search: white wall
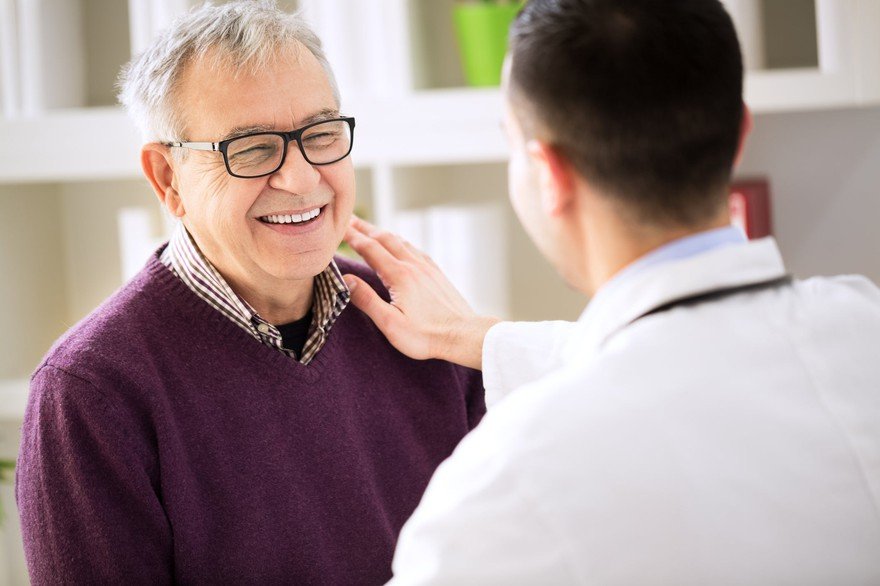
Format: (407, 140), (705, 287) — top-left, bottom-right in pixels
(740, 105), (880, 283)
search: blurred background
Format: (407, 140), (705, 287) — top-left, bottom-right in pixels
(1, 0), (879, 582)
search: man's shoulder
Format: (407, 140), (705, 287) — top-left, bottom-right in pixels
(331, 254), (484, 408)
(38, 258), (177, 379)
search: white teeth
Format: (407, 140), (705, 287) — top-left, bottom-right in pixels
(261, 207), (322, 224)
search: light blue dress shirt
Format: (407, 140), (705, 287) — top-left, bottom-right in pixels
(603, 225), (748, 295)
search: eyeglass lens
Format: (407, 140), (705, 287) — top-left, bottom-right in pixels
(225, 119), (352, 177)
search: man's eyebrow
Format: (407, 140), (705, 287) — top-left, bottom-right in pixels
(220, 109), (341, 141)
(222, 124), (275, 141)
(300, 108), (341, 125)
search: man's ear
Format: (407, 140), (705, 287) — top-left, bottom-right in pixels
(142, 144), (186, 218)
(734, 103), (753, 169)
(526, 140), (576, 217)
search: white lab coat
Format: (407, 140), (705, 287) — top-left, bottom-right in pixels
(390, 237), (880, 585)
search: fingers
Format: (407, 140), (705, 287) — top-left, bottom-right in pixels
(349, 215), (376, 234)
(344, 273), (433, 361)
(349, 216), (422, 262)
(346, 217), (451, 299)
(344, 223), (400, 276)
(343, 273), (402, 337)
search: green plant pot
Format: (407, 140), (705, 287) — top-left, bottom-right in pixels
(453, 3), (521, 87)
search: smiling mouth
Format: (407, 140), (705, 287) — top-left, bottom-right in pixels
(258, 206), (325, 226)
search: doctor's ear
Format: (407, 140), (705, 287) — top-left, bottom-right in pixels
(526, 140), (576, 217)
(142, 144), (186, 218)
(733, 103), (754, 169)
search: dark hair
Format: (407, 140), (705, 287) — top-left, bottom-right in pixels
(508, 0), (744, 227)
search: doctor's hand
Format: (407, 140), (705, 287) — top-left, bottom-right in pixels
(342, 216), (500, 370)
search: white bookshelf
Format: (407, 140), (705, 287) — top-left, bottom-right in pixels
(742, 0), (880, 112)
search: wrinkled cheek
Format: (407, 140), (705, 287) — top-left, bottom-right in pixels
(330, 169), (356, 230)
(228, 215), (254, 254)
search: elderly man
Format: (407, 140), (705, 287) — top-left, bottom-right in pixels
(15, 1), (483, 584)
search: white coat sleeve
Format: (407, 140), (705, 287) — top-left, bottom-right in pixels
(481, 320), (577, 407)
(387, 404), (579, 585)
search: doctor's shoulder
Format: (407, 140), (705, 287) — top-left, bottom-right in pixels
(781, 273), (880, 345)
(795, 273), (880, 310)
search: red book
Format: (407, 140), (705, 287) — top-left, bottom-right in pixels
(729, 179), (772, 239)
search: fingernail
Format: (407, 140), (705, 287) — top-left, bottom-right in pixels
(343, 276), (357, 292)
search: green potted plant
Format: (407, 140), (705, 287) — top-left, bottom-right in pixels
(453, 0), (523, 87)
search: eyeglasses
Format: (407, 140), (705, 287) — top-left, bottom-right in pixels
(164, 116), (356, 179)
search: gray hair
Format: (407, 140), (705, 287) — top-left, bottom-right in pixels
(117, 0), (340, 143)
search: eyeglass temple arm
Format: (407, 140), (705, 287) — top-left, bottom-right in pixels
(165, 141), (219, 151)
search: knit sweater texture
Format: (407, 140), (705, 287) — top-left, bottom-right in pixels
(16, 251), (485, 585)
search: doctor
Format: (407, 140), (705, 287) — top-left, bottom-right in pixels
(344, 0), (880, 583)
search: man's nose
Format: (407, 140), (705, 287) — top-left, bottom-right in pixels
(267, 142), (321, 194)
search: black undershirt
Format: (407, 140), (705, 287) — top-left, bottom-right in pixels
(276, 309), (314, 358)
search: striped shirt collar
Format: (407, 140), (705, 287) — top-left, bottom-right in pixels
(159, 222), (350, 364)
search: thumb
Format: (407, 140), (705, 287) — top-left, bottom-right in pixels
(343, 274), (399, 333)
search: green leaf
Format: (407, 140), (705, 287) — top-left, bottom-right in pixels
(0, 459), (12, 527)
(0, 459), (15, 483)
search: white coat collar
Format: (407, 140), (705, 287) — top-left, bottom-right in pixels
(562, 237), (787, 364)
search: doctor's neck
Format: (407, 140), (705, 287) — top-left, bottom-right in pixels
(573, 186), (731, 297)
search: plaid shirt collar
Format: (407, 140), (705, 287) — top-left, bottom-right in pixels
(159, 223), (350, 364)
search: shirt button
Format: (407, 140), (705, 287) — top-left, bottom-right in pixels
(257, 323), (271, 334)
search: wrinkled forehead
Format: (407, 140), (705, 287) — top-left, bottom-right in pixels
(174, 42), (338, 141)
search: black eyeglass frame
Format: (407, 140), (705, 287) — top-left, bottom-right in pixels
(163, 116), (356, 179)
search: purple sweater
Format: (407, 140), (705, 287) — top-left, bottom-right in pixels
(16, 251), (485, 585)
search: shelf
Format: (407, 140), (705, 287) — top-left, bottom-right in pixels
(0, 107), (142, 182)
(0, 89), (509, 182)
(746, 68), (862, 113)
(357, 89), (508, 166)
(0, 379), (27, 421)
(8, 74), (880, 183)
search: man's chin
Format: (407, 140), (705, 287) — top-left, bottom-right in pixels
(265, 249), (336, 280)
